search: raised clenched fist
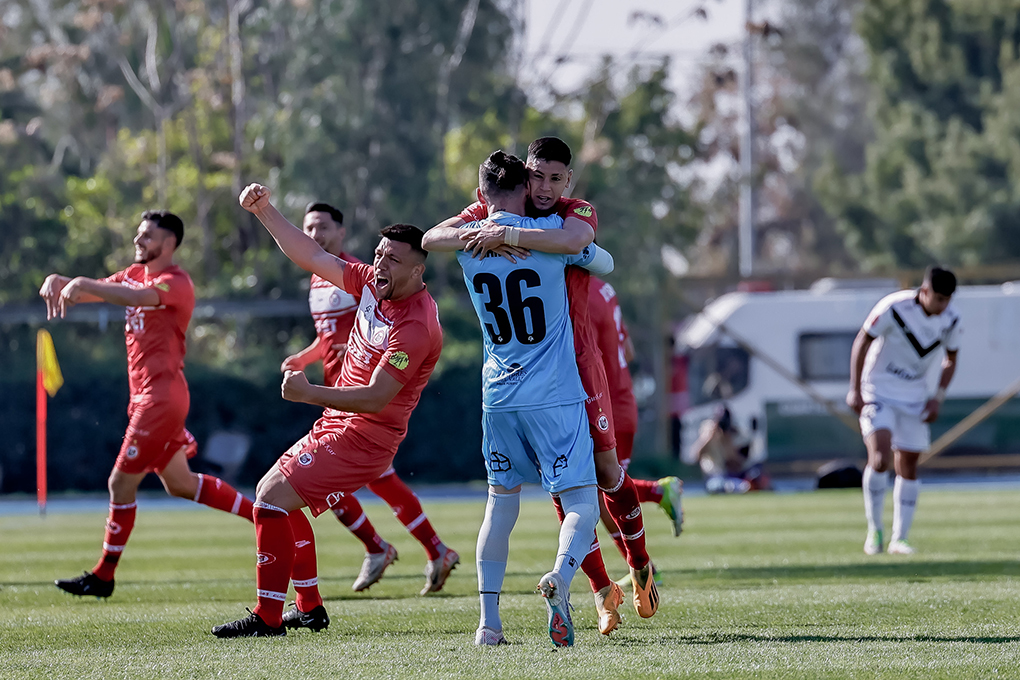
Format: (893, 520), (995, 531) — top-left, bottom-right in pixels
(239, 183), (271, 213)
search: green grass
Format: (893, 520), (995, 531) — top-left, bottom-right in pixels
(2, 488), (1019, 679)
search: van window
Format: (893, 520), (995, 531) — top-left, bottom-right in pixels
(799, 332), (856, 381)
(687, 345), (750, 406)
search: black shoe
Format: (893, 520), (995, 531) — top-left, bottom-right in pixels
(55, 571), (115, 598)
(212, 609), (286, 638)
(282, 603), (330, 632)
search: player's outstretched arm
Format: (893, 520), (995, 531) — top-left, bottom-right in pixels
(422, 216), (468, 252)
(48, 275), (159, 319)
(239, 183), (346, 288)
(281, 365), (402, 414)
(570, 243), (614, 276)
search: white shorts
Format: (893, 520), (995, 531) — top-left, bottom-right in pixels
(859, 398), (930, 453)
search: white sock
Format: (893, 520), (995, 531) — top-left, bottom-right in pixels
(476, 489), (520, 631)
(892, 476), (920, 542)
(552, 485), (599, 590)
(862, 466), (888, 533)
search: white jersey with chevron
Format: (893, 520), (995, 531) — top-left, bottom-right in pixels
(861, 289), (961, 403)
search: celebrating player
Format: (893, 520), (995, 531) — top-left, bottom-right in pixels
(427, 137), (658, 634)
(40, 211), (255, 599)
(588, 276), (684, 567)
(847, 266), (960, 556)
(211, 185), (442, 638)
(423, 150), (615, 647)
(284, 202), (458, 595)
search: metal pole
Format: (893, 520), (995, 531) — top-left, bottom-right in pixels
(738, 0), (755, 278)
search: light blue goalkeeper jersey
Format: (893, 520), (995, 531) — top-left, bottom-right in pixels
(457, 210), (598, 412)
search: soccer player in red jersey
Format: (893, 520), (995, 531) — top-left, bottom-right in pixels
(428, 137), (658, 633)
(213, 184), (443, 638)
(39, 211), (255, 599)
(283, 202), (458, 595)
(589, 276), (684, 559)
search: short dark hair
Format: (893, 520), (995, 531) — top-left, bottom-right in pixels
(479, 150), (528, 199)
(305, 202), (344, 225)
(924, 266), (957, 296)
(141, 210), (184, 248)
(380, 223), (427, 260)
(527, 136), (572, 167)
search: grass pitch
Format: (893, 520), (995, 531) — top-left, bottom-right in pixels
(1, 487), (1019, 679)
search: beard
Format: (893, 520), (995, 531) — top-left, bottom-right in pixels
(134, 244), (162, 264)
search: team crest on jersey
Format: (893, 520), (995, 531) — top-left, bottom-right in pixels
(488, 451), (512, 472)
(257, 552), (276, 565)
(125, 445), (139, 459)
(388, 351), (410, 370)
(573, 205), (593, 218)
(326, 491), (346, 507)
(597, 415), (610, 431)
(297, 451), (314, 467)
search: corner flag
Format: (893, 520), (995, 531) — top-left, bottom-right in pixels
(36, 329), (63, 515)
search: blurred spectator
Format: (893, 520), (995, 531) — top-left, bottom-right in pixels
(694, 405), (770, 493)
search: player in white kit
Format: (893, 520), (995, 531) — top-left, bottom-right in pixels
(847, 267), (960, 555)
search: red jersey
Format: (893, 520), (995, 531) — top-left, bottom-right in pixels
(310, 262), (443, 454)
(102, 264), (194, 398)
(589, 277), (638, 433)
(458, 197), (600, 367)
(309, 252), (362, 386)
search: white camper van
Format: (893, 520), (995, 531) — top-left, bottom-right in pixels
(675, 280), (1020, 474)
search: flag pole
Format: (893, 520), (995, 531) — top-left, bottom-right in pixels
(36, 365), (47, 517)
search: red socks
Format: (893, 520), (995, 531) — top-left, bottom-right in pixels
(252, 503), (294, 628)
(552, 495), (612, 592)
(602, 471), (650, 570)
(331, 495), (387, 554)
(195, 473), (254, 522)
(288, 509), (322, 612)
(369, 472), (442, 560)
(633, 478), (664, 504)
(92, 502), (137, 581)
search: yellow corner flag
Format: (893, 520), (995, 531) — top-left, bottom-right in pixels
(37, 329), (63, 397)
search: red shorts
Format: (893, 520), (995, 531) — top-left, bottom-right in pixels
(115, 384), (197, 474)
(278, 428), (395, 517)
(615, 430), (636, 470)
(578, 359), (616, 453)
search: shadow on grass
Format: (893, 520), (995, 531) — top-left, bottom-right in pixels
(620, 632), (1020, 646)
(667, 560), (1020, 583)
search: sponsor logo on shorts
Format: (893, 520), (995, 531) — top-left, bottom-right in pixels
(257, 552), (276, 565)
(573, 205), (593, 218)
(295, 540), (312, 548)
(326, 491), (346, 507)
(586, 391), (604, 405)
(297, 451), (314, 467)
(597, 415), (610, 432)
(125, 445), (139, 460)
(552, 454), (568, 477)
(488, 451), (512, 473)
(388, 351), (410, 370)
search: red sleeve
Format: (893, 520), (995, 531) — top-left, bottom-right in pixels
(150, 270), (193, 309)
(380, 320), (431, 385)
(559, 199), (598, 232)
(458, 201), (489, 223)
(101, 267), (130, 284)
(342, 262), (374, 302)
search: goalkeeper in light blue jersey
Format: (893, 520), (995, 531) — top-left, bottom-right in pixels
(423, 150), (613, 647)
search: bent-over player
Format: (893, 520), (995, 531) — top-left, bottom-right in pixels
(847, 266), (960, 555)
